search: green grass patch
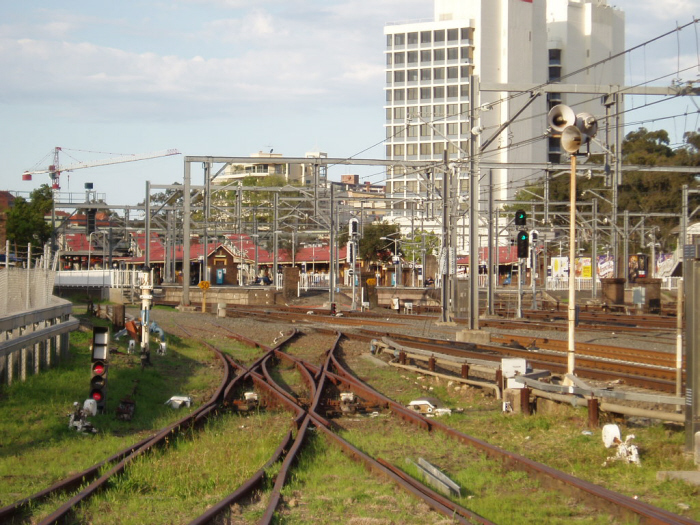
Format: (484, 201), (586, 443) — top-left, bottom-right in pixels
(71, 410), (291, 525)
(0, 322), (223, 511)
(276, 431), (441, 524)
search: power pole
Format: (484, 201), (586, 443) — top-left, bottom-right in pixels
(469, 75), (480, 330)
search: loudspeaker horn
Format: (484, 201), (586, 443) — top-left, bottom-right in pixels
(547, 104), (576, 133)
(576, 112), (598, 138)
(561, 125), (583, 153)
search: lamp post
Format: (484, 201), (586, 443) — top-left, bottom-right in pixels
(381, 233), (401, 288)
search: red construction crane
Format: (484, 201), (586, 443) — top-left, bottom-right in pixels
(22, 147), (180, 190)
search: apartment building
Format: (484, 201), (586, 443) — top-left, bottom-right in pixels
(384, 0), (624, 215)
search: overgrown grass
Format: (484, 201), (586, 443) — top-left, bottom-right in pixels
(276, 432), (443, 524)
(0, 316), (222, 511)
(71, 411), (291, 525)
(344, 351), (699, 522)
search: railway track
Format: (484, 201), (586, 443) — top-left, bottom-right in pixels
(211, 304), (683, 394)
(2, 312), (695, 524)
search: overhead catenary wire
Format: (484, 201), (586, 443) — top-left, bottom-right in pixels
(334, 18), (700, 188)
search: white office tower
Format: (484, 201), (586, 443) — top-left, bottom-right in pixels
(546, 1), (625, 163)
(384, 0), (624, 222)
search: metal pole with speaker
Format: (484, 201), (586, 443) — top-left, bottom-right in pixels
(547, 105), (598, 379)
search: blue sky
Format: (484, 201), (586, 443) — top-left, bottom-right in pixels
(0, 0), (697, 206)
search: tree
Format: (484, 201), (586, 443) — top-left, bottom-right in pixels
(345, 222), (401, 268)
(618, 128), (699, 250)
(6, 185), (53, 249)
(400, 229), (439, 264)
(511, 127), (700, 252)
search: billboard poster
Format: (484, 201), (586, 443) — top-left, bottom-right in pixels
(551, 257), (568, 278)
(597, 255), (615, 278)
(575, 257), (592, 278)
(656, 253), (675, 278)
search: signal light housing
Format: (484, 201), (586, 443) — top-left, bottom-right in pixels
(517, 231), (529, 259)
(514, 210), (526, 226)
(90, 327), (109, 413)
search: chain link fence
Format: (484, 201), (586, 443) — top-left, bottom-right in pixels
(0, 268), (56, 316)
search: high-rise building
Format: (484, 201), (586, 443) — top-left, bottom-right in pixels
(384, 0), (624, 222)
(546, 1), (625, 163)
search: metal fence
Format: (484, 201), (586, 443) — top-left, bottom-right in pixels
(0, 268), (56, 316)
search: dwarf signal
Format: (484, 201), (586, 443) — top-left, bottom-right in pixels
(90, 326), (109, 413)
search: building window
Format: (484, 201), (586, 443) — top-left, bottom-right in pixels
(420, 105), (431, 117)
(394, 89), (405, 102)
(407, 144), (418, 156)
(447, 47), (458, 60)
(447, 142), (458, 154)
(549, 66), (562, 81)
(386, 127), (393, 138)
(447, 123), (458, 135)
(433, 86), (445, 99)
(460, 84), (470, 97)
(434, 30), (445, 43)
(434, 123), (445, 135)
(386, 145), (392, 156)
(420, 143), (432, 155)
(460, 65), (470, 79)
(434, 67), (445, 80)
(407, 32), (418, 45)
(446, 104), (459, 116)
(421, 50), (432, 63)
(420, 87), (431, 100)
(394, 107), (405, 119)
(394, 33), (405, 46)
(433, 142), (446, 154)
(549, 48), (562, 64)
(407, 69), (418, 82)
(407, 51), (418, 65)
(394, 126), (405, 138)
(460, 103), (469, 114)
(433, 105), (445, 117)
(394, 70), (405, 83)
(447, 85), (458, 98)
(407, 124), (418, 137)
(407, 105), (418, 118)
(386, 108), (392, 120)
(386, 54), (392, 66)
(420, 68), (432, 81)
(386, 91), (392, 102)
(420, 124), (431, 137)
(387, 35), (393, 47)
(447, 29), (458, 41)
(407, 88), (418, 101)
(461, 28), (472, 40)
(434, 48), (445, 61)
(461, 47), (471, 61)
(394, 52), (405, 65)
(460, 122), (471, 134)
(421, 31), (432, 44)
(447, 66), (458, 79)
(386, 71), (393, 84)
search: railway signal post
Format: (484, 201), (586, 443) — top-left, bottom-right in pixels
(684, 246), (700, 461)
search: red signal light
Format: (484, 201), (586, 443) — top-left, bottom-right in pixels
(90, 390), (104, 402)
(92, 362), (105, 375)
